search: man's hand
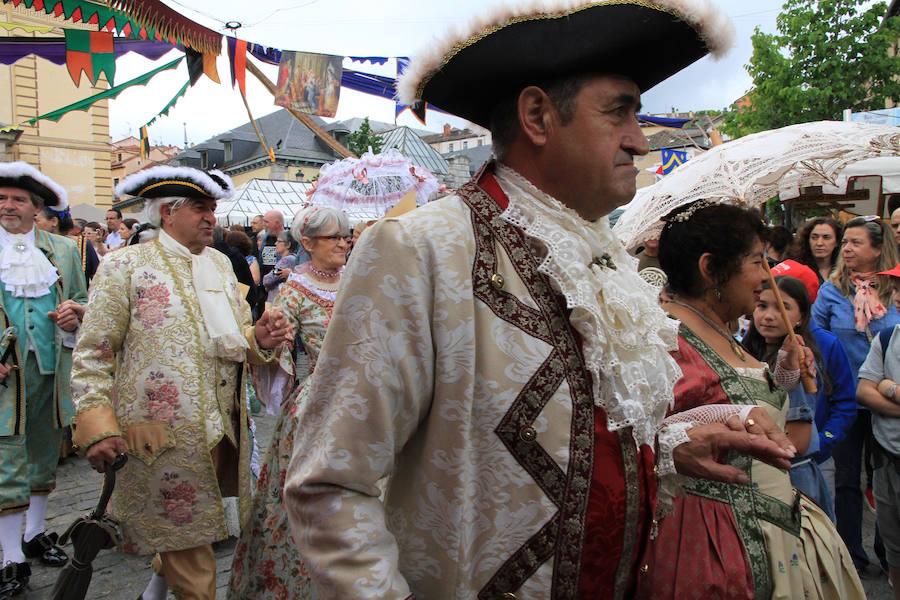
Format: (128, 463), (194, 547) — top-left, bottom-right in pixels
(48, 300), (85, 332)
(673, 421), (795, 484)
(278, 268), (292, 280)
(86, 436), (126, 473)
(254, 307), (293, 349)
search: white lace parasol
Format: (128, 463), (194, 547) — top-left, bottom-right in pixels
(614, 120), (900, 251)
(306, 148), (440, 222)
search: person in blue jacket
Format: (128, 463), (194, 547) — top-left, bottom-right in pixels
(812, 215), (900, 578)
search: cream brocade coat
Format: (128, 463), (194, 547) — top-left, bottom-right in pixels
(285, 180), (646, 599)
(70, 241), (271, 554)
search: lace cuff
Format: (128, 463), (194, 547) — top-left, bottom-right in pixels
(654, 422), (693, 534)
(774, 349), (800, 390)
(662, 404), (754, 426)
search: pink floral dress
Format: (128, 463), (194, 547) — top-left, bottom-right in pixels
(228, 274), (335, 599)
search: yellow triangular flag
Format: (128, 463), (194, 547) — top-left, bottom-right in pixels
(383, 188), (417, 219)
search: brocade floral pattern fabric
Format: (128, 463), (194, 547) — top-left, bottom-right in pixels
(227, 278), (331, 600)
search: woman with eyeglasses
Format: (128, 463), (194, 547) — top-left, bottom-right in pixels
(812, 214), (900, 580)
(262, 230), (299, 305)
(228, 205), (349, 599)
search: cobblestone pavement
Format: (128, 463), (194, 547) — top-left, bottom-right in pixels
(20, 410), (276, 600)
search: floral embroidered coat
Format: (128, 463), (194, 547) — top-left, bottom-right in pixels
(284, 170), (656, 600)
(70, 240), (271, 554)
(0, 229), (87, 436)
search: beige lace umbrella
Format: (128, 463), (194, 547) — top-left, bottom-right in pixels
(614, 120), (900, 252)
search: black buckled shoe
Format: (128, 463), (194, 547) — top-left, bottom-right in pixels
(22, 531), (68, 567)
(0, 562), (30, 599)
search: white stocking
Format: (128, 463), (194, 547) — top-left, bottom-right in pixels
(23, 494), (48, 543)
(140, 573), (168, 600)
(0, 513), (25, 565)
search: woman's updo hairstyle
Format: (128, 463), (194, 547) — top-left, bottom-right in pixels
(659, 201), (767, 298)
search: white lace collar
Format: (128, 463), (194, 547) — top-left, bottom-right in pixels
(494, 163), (682, 447)
(0, 227), (58, 298)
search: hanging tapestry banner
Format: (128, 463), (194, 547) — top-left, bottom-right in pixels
(274, 50), (343, 118)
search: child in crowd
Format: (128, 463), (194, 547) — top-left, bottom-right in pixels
(744, 275), (835, 518)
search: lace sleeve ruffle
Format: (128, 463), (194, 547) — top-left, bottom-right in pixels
(655, 422), (693, 533)
(654, 404), (755, 534)
(661, 404), (754, 427)
(774, 349), (800, 390)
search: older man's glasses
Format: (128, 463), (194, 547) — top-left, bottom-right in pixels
(311, 234), (351, 242)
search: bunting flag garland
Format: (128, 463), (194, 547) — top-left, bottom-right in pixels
(3, 0), (151, 41)
(659, 148), (688, 176)
(139, 125), (149, 159)
(247, 43), (281, 66)
(185, 47), (219, 85)
(107, 0), (222, 55)
(0, 20), (53, 34)
(0, 37), (175, 67)
(395, 58), (428, 125)
(64, 29), (115, 86)
(146, 80), (190, 126)
(227, 37), (247, 94)
(0, 55), (183, 131)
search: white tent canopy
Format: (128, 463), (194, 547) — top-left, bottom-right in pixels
(215, 178), (313, 227)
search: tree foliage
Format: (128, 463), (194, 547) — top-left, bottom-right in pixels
(345, 117), (383, 156)
(723, 0), (900, 137)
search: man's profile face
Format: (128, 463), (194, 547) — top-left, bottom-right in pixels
(543, 74), (649, 220)
(106, 210), (122, 231)
(251, 216), (263, 233)
(164, 198), (217, 251)
(0, 187), (38, 234)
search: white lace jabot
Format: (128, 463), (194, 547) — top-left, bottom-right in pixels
(0, 227), (58, 298)
(158, 229), (249, 362)
(494, 163), (683, 448)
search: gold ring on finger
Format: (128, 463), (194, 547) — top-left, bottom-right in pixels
(745, 418), (756, 427)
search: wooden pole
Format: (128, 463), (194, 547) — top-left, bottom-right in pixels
(762, 260), (817, 393)
(244, 59), (356, 159)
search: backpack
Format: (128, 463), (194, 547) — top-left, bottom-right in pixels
(880, 326), (897, 362)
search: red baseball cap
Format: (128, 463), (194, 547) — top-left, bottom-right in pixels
(771, 260), (820, 303)
(877, 264), (900, 279)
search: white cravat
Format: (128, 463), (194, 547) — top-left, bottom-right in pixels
(0, 227), (58, 298)
(158, 229), (249, 362)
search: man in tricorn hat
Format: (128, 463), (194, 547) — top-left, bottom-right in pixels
(284, 1), (795, 598)
(70, 166), (292, 600)
(0, 162), (87, 598)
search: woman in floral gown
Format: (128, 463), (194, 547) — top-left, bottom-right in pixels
(636, 202), (864, 600)
(228, 206), (350, 599)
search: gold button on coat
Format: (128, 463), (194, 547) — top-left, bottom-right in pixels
(491, 273), (505, 290)
(519, 426), (537, 443)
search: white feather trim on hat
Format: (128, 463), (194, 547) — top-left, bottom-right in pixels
(0, 161), (67, 211)
(397, 0), (735, 106)
(115, 165), (235, 200)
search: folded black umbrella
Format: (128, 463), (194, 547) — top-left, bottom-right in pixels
(51, 454), (127, 600)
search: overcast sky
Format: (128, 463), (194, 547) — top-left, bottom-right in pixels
(101, 1), (858, 147)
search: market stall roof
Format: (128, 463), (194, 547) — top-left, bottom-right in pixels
(215, 178), (313, 226)
(380, 126), (449, 175)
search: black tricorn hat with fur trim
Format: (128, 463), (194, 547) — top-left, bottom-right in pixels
(115, 166), (235, 201)
(397, 0), (734, 129)
(0, 161), (67, 211)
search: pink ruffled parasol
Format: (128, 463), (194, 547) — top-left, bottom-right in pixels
(306, 148), (440, 221)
